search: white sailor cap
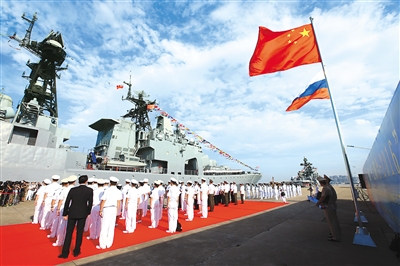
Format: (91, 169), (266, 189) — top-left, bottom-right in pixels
(61, 178), (69, 184)
(92, 178), (98, 183)
(143, 178), (149, 182)
(201, 177), (206, 181)
(104, 179), (110, 184)
(154, 180), (161, 185)
(43, 179), (51, 185)
(97, 179), (105, 185)
(125, 179), (131, 183)
(51, 175), (60, 180)
(187, 180), (193, 184)
(67, 175), (77, 182)
(131, 179), (138, 185)
(88, 177), (94, 182)
(324, 174), (332, 181)
(158, 180), (164, 184)
(110, 176), (119, 183)
(170, 177), (178, 183)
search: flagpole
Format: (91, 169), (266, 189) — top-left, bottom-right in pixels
(309, 17), (376, 247)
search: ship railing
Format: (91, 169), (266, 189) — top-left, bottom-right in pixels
(104, 166), (147, 173)
(184, 170), (198, 176)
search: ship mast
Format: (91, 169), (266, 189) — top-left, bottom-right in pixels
(121, 75), (156, 135)
(10, 12), (68, 124)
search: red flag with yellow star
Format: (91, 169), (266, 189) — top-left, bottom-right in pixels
(249, 24), (321, 76)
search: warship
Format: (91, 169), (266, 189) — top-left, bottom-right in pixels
(0, 13), (262, 185)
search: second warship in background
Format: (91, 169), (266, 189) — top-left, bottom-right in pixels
(0, 12), (261, 185)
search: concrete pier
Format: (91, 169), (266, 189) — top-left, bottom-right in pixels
(1, 186), (398, 265)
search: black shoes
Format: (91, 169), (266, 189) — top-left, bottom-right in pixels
(58, 254), (68, 259)
(73, 251), (81, 257)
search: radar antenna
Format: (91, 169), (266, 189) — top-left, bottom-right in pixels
(10, 12), (68, 123)
(121, 75), (156, 134)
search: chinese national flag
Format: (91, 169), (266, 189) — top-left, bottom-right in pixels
(249, 24), (321, 76)
(116, 85), (124, 89)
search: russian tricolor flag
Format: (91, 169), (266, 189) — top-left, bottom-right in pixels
(286, 71), (330, 111)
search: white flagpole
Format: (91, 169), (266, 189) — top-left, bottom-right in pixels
(309, 17), (376, 247)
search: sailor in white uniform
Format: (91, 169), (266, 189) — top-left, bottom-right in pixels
(245, 184), (250, 199)
(42, 175), (61, 230)
(53, 175), (77, 246)
(166, 177), (180, 233)
(142, 178), (150, 217)
(48, 178), (67, 239)
(200, 178), (208, 218)
(87, 179), (105, 240)
(148, 180), (161, 228)
(185, 181), (194, 221)
(124, 179), (140, 233)
(157, 180), (165, 221)
(136, 181), (145, 223)
(239, 183), (245, 204)
(97, 176), (122, 249)
(180, 181), (187, 212)
(297, 184), (302, 196)
(274, 185), (279, 200)
(84, 177), (95, 232)
(32, 179), (49, 225)
(120, 179), (131, 220)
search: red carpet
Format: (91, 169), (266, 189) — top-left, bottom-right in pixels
(0, 201), (285, 265)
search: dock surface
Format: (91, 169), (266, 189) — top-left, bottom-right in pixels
(1, 186), (398, 265)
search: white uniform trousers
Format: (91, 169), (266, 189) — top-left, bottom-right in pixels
(180, 193), (187, 211)
(89, 205), (101, 239)
(158, 197), (164, 221)
(40, 200), (52, 229)
(201, 196), (208, 218)
(125, 205), (137, 233)
(84, 213), (91, 232)
(167, 203), (178, 233)
(121, 196), (127, 219)
(49, 214), (61, 238)
(150, 201), (160, 228)
(54, 208), (67, 246)
(33, 202), (43, 224)
(186, 199), (194, 221)
(143, 199), (149, 217)
(99, 207), (117, 249)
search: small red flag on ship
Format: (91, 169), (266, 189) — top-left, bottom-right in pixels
(116, 85), (124, 89)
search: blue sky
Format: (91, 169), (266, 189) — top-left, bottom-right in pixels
(1, 1), (399, 182)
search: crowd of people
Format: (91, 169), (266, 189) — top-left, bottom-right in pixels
(0, 180), (41, 207)
(9, 175), (304, 258)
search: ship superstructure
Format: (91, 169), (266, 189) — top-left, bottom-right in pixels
(79, 77), (262, 184)
(1, 13), (87, 181)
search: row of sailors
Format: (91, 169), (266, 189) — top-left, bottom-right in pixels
(32, 175), (247, 250)
(32, 175), (301, 249)
(244, 183), (303, 200)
